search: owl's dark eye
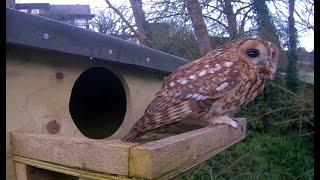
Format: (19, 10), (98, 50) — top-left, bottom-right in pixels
(246, 49), (260, 58)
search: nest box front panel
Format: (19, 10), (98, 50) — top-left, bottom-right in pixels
(6, 46), (165, 179)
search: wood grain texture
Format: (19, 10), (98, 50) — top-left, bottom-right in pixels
(13, 156), (130, 180)
(129, 118), (246, 179)
(14, 162), (27, 180)
(10, 120), (246, 179)
(10, 132), (138, 175)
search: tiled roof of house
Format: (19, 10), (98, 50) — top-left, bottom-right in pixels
(15, 3), (95, 20)
(15, 3), (50, 10)
(47, 5), (92, 16)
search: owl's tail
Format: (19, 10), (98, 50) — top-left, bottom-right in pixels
(121, 101), (197, 141)
(121, 115), (145, 142)
(121, 128), (141, 142)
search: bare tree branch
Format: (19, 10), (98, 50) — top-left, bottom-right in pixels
(234, 4), (252, 15)
(203, 15), (228, 29)
(129, 0), (151, 46)
(185, 0), (212, 55)
(239, 7), (253, 37)
(104, 0), (139, 36)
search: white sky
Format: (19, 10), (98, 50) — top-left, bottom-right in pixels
(15, 0), (314, 52)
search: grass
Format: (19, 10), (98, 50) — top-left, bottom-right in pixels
(180, 131), (314, 180)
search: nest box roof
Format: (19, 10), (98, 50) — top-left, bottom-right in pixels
(6, 8), (188, 74)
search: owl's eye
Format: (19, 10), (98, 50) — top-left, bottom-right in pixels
(246, 49), (260, 58)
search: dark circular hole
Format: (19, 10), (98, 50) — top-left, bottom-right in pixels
(69, 67), (127, 139)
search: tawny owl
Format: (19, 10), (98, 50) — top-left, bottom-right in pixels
(122, 38), (279, 141)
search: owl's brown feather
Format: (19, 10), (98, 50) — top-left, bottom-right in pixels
(121, 38), (279, 141)
(122, 100), (199, 141)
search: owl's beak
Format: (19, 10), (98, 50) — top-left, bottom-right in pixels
(258, 56), (276, 79)
(258, 55), (270, 68)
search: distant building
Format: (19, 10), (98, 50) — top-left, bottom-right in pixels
(15, 3), (94, 29)
(297, 51), (314, 73)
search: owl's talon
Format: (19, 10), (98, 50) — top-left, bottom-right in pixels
(237, 124), (243, 132)
(230, 118), (243, 132)
(231, 118), (239, 123)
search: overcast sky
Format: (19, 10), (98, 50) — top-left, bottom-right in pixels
(15, 0), (314, 52)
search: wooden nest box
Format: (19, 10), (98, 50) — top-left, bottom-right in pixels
(6, 8), (246, 180)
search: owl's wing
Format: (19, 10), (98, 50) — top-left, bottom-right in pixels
(148, 58), (249, 114)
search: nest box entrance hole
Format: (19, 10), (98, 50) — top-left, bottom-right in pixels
(69, 67), (129, 139)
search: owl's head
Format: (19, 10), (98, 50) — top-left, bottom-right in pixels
(235, 38), (279, 80)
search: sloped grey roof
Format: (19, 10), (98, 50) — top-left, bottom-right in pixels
(6, 8), (188, 74)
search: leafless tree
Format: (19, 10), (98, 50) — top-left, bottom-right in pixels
(103, 0), (139, 37)
(90, 8), (129, 36)
(293, 0), (314, 32)
(267, 0), (313, 47)
(185, 0), (212, 56)
(202, 0), (254, 38)
(285, 0), (299, 93)
(129, 0), (151, 46)
(147, 0), (254, 39)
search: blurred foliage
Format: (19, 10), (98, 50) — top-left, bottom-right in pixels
(147, 22), (230, 60)
(148, 23), (200, 60)
(286, 51), (300, 93)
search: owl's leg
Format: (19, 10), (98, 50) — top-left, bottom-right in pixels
(208, 116), (243, 132)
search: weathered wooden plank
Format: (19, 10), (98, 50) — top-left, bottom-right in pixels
(13, 156), (130, 180)
(10, 132), (138, 176)
(129, 118), (246, 179)
(14, 162), (27, 180)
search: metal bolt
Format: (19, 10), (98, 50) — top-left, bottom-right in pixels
(43, 33), (49, 40)
(146, 57), (150, 62)
(46, 120), (60, 134)
(55, 72), (64, 79)
(108, 49), (113, 55)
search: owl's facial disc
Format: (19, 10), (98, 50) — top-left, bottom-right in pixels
(259, 41), (279, 80)
(238, 39), (279, 80)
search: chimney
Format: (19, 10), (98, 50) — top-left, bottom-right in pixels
(6, 0), (15, 9)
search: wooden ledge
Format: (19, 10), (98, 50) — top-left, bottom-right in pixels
(10, 132), (138, 176)
(129, 119), (246, 179)
(10, 118), (246, 179)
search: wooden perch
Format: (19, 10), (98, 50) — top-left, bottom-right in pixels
(10, 118), (246, 179)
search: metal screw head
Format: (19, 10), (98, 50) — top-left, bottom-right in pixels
(55, 72), (64, 79)
(146, 57), (150, 62)
(43, 33), (49, 40)
(108, 49), (113, 55)
(46, 120), (60, 134)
